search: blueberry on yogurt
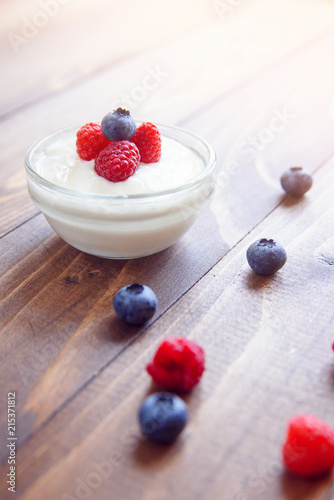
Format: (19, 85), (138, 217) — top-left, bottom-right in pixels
(101, 108), (136, 141)
(246, 238), (287, 275)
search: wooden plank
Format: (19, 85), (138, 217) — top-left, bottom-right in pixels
(1, 24), (334, 451)
(1, 3), (334, 498)
(5, 146), (334, 500)
(0, 0), (213, 117)
(1, 2), (334, 236)
(0, 207), (226, 450)
(1, 0), (333, 116)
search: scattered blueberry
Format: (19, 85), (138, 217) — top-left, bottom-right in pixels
(138, 392), (188, 444)
(113, 283), (157, 325)
(101, 108), (136, 141)
(280, 167), (313, 197)
(246, 238), (287, 275)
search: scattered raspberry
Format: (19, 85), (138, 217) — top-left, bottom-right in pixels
(132, 122), (161, 163)
(146, 337), (205, 392)
(94, 141), (140, 182)
(76, 123), (110, 161)
(282, 414), (334, 478)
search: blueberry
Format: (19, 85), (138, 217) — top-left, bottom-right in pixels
(246, 238), (287, 275)
(101, 108), (136, 141)
(280, 167), (313, 197)
(113, 283), (157, 325)
(138, 392), (188, 444)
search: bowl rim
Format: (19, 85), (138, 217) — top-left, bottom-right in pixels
(25, 123), (216, 200)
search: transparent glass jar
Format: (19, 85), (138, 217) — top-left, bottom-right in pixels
(25, 124), (216, 259)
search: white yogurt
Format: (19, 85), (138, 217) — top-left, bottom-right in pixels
(27, 126), (215, 259)
(35, 135), (204, 195)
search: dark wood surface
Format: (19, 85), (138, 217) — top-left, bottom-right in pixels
(1, 1), (334, 499)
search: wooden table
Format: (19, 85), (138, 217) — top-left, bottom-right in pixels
(1, 0), (334, 498)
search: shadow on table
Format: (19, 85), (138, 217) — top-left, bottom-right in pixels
(281, 194), (311, 210)
(329, 362), (334, 389)
(280, 469), (334, 499)
(245, 270), (283, 290)
(133, 426), (188, 469)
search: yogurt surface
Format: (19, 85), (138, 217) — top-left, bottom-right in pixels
(35, 133), (205, 195)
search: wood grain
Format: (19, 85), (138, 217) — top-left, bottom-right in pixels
(0, 0), (214, 116)
(1, 1), (334, 236)
(1, 34), (334, 448)
(0, 207), (226, 450)
(5, 146), (334, 500)
(1, 0), (333, 117)
(1, 0), (334, 498)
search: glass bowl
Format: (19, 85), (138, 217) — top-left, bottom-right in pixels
(25, 124), (216, 259)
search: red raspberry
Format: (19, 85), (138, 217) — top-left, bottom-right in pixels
(146, 337), (205, 392)
(131, 122), (161, 163)
(282, 414), (334, 478)
(94, 141), (140, 182)
(76, 123), (110, 161)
